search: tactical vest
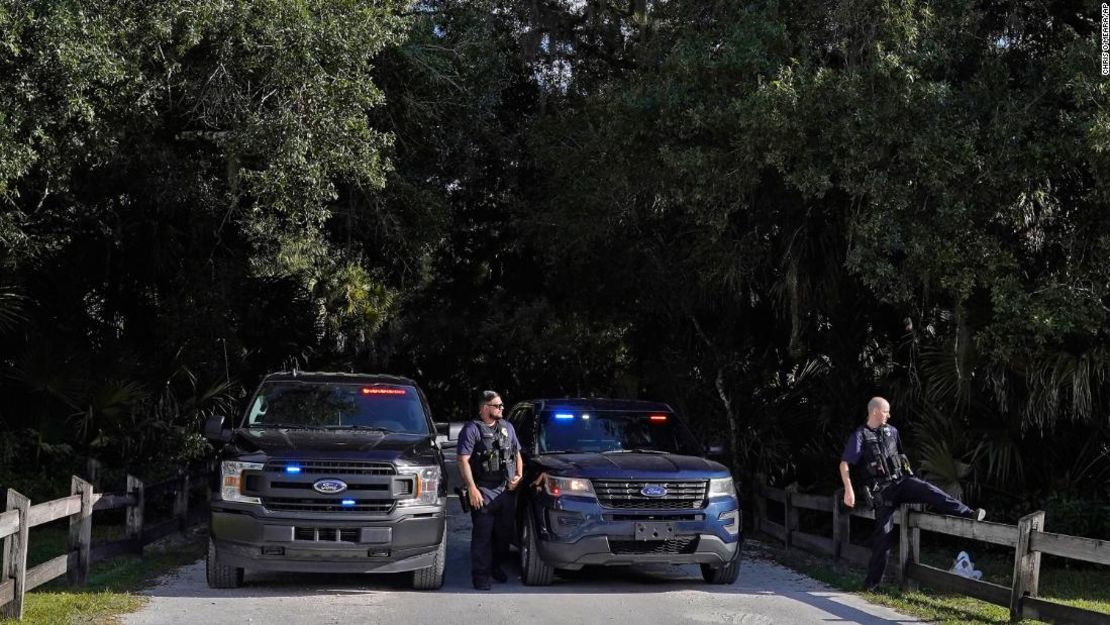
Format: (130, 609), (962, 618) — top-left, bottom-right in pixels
(858, 424), (909, 489)
(467, 419), (514, 486)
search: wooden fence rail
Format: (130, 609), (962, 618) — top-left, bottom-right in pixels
(1, 470), (208, 620)
(752, 480), (1110, 625)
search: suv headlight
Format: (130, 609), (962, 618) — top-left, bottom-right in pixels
(397, 466), (441, 507)
(221, 461), (263, 504)
(708, 476), (736, 498)
(544, 474), (596, 498)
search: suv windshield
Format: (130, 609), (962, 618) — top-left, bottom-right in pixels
(246, 382), (429, 434)
(537, 410), (698, 454)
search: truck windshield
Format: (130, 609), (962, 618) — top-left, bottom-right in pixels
(246, 382), (429, 434)
(537, 410), (698, 454)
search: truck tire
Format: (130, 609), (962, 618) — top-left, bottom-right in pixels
(412, 531), (446, 590)
(206, 539), (244, 588)
(520, 510), (555, 586)
(700, 545), (741, 585)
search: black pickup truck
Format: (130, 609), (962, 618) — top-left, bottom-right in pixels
(203, 372), (448, 589)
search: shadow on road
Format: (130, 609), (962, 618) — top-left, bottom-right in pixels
(141, 496), (920, 624)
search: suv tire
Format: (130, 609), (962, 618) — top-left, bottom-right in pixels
(206, 539), (244, 588)
(520, 510), (555, 586)
(700, 546), (741, 584)
(412, 531), (447, 590)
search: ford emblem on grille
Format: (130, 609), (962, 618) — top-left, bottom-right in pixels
(640, 484), (668, 497)
(313, 479), (348, 494)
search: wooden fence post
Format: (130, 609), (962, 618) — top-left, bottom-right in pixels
(753, 475), (768, 538)
(1010, 511), (1045, 621)
(2, 489), (30, 620)
(67, 476), (94, 586)
(898, 503), (921, 591)
(126, 475), (145, 556)
(85, 458), (102, 491)
(784, 492), (798, 550)
(832, 488), (848, 559)
(174, 473), (190, 532)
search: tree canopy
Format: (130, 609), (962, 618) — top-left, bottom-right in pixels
(2, 0), (1108, 531)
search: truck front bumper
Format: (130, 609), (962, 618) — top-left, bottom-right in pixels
(210, 502), (445, 574)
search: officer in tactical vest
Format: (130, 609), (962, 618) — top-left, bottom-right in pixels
(457, 390), (523, 590)
(839, 397), (986, 590)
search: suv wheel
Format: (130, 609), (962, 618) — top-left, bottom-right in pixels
(412, 531), (446, 590)
(520, 510), (554, 586)
(700, 545), (741, 585)
(206, 538), (244, 588)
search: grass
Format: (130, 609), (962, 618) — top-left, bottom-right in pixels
(750, 532), (1110, 625)
(1, 522), (206, 625)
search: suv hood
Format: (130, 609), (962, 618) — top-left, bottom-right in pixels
(231, 428), (432, 457)
(534, 451), (729, 479)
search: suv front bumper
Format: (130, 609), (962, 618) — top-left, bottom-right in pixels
(534, 495), (741, 570)
(210, 502), (445, 574)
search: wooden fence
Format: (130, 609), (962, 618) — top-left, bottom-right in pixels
(752, 481), (1110, 625)
(1, 468), (208, 620)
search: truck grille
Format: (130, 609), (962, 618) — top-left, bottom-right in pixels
(265, 460), (395, 476)
(293, 527), (360, 542)
(592, 480), (707, 509)
(262, 498), (395, 513)
(610, 536), (699, 555)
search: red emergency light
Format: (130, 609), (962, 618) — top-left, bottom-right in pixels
(361, 387), (407, 396)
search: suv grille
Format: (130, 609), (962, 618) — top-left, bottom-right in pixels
(293, 527), (360, 542)
(266, 460), (395, 476)
(592, 480), (707, 509)
(262, 498), (395, 513)
(610, 536), (699, 555)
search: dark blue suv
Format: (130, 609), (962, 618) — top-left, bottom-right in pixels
(506, 398), (741, 585)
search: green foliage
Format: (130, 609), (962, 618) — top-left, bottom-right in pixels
(2, 0), (1108, 519)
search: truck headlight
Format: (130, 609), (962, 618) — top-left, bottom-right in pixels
(220, 461), (263, 504)
(397, 466), (441, 507)
(544, 474), (596, 498)
(708, 476), (736, 498)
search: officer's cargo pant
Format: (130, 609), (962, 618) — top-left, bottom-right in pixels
(866, 476), (974, 588)
(471, 488), (515, 583)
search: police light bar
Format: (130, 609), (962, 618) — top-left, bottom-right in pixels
(649, 414), (668, 422)
(361, 387), (406, 395)
(554, 413), (575, 420)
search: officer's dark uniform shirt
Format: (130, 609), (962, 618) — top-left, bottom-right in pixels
(841, 423), (901, 466)
(457, 419), (521, 502)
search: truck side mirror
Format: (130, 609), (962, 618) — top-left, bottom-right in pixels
(705, 441), (726, 457)
(204, 415), (231, 444)
(448, 422), (465, 441)
(434, 422), (456, 449)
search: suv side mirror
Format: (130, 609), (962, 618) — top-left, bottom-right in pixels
(705, 441), (726, 457)
(204, 415), (231, 444)
(448, 422), (465, 441)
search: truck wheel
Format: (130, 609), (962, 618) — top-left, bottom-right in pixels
(206, 538), (244, 588)
(412, 531), (446, 590)
(700, 545), (741, 585)
(520, 510), (554, 586)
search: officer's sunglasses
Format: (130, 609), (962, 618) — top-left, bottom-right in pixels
(487, 403), (504, 409)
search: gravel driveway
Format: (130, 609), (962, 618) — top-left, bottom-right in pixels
(122, 498), (920, 625)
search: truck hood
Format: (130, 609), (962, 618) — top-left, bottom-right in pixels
(533, 451), (729, 480)
(230, 428), (433, 460)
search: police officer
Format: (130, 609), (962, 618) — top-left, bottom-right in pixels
(457, 390), (523, 590)
(838, 397), (986, 590)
